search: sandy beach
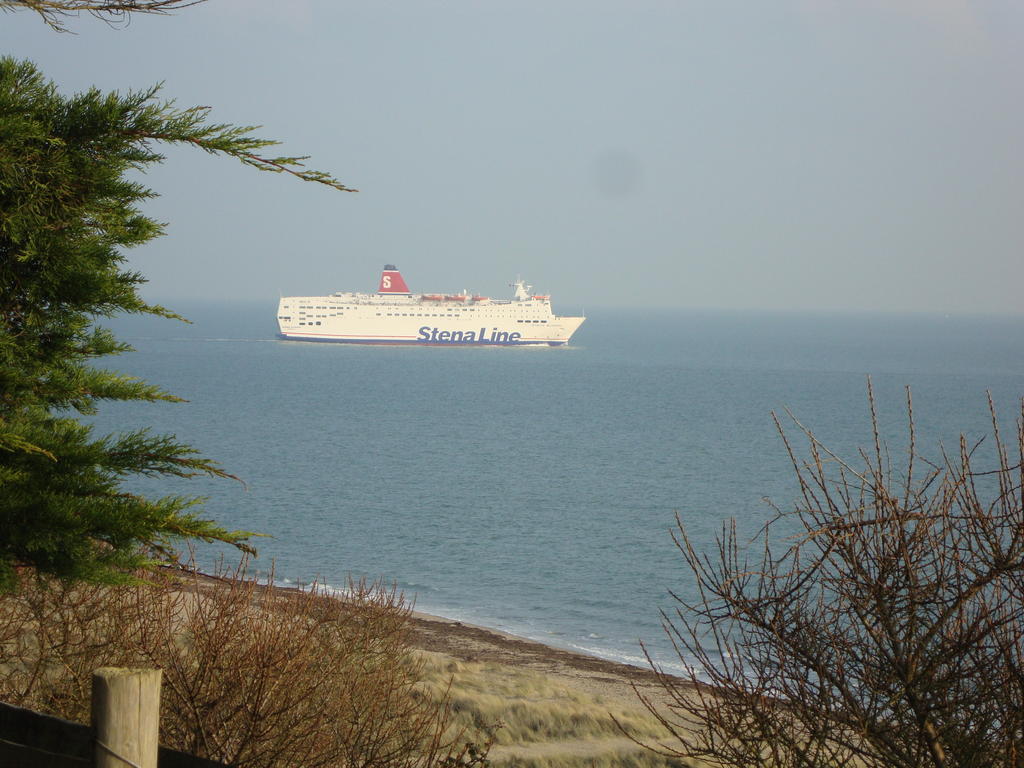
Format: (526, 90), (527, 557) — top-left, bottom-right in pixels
(411, 609), (668, 703)
(184, 569), (691, 766)
(407, 610), (692, 766)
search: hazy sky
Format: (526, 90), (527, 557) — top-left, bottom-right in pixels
(3, 1), (1022, 312)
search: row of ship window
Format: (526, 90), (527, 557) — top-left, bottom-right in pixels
(294, 307), (547, 315)
(288, 312), (547, 318)
(294, 303), (532, 310)
(376, 313), (544, 320)
(282, 317), (549, 325)
(284, 319), (548, 325)
(288, 306), (549, 316)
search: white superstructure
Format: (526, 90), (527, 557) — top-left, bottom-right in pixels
(277, 265), (585, 346)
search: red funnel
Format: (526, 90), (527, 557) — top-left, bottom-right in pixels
(378, 264), (411, 294)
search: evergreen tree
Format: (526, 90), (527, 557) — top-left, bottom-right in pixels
(0, 56), (352, 590)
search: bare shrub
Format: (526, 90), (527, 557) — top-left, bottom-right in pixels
(0, 559), (489, 767)
(637, 387), (1024, 768)
(0, 575), (143, 720)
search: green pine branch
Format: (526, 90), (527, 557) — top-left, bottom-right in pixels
(122, 102), (358, 192)
(1, 56), (345, 589)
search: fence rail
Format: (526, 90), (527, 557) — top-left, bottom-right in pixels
(0, 689), (227, 767)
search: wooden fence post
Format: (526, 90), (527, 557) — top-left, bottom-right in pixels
(92, 667), (162, 768)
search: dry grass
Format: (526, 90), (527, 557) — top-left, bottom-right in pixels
(417, 651), (695, 767)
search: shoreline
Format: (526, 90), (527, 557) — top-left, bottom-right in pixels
(184, 567), (693, 765)
(191, 567), (685, 692)
(408, 608), (673, 689)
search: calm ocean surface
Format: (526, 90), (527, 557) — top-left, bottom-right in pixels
(94, 303), (1024, 673)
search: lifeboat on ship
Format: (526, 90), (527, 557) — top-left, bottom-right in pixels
(446, 294), (468, 301)
(472, 295), (489, 302)
(422, 294), (444, 301)
(533, 295), (549, 301)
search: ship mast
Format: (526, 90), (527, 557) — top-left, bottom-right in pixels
(510, 277), (532, 301)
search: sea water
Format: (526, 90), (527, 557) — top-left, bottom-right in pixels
(92, 303), (1024, 674)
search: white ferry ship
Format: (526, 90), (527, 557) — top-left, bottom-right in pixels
(277, 265), (585, 346)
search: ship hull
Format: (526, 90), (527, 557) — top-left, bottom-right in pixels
(276, 316), (584, 345)
(277, 334), (571, 346)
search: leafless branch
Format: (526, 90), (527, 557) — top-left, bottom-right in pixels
(634, 389), (1024, 768)
(1, 0), (206, 31)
